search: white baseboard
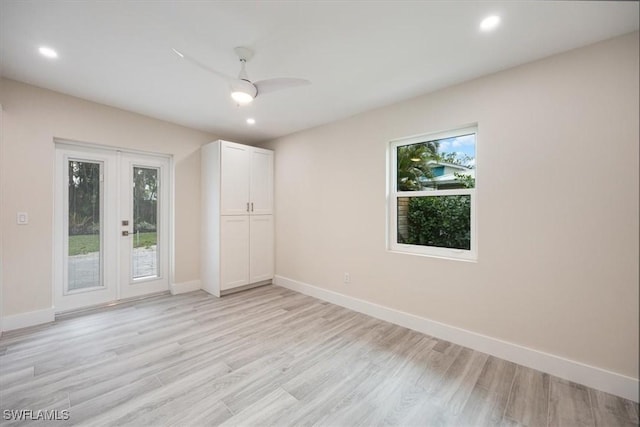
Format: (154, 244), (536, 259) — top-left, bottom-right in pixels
(2, 307), (55, 332)
(170, 280), (201, 295)
(2, 283), (200, 331)
(275, 275), (639, 403)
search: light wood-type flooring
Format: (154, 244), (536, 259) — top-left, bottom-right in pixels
(0, 286), (637, 426)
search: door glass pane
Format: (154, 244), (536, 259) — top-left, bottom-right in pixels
(68, 160), (102, 291)
(133, 167), (159, 279)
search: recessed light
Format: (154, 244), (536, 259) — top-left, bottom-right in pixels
(246, 118), (256, 125)
(38, 46), (58, 58)
(480, 15), (501, 32)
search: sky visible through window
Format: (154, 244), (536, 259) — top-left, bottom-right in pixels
(437, 134), (475, 167)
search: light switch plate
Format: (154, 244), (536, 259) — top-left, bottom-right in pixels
(17, 212), (28, 225)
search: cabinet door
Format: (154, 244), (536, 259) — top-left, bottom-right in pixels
(221, 142), (250, 215)
(250, 148), (273, 215)
(220, 216), (250, 290)
(249, 215), (274, 283)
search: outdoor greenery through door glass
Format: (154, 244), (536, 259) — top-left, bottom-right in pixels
(396, 133), (475, 251)
(68, 160), (102, 290)
(133, 166), (159, 279)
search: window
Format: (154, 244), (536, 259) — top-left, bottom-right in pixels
(389, 126), (477, 260)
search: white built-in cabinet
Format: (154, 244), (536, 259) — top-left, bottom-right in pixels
(201, 140), (274, 297)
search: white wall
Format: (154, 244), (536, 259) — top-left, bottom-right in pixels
(261, 32), (639, 383)
(0, 78), (216, 317)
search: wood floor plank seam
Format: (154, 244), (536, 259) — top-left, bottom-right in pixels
(547, 373), (553, 427)
(501, 361), (518, 423)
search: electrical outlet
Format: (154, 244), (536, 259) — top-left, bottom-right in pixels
(343, 272), (351, 284)
(17, 212), (28, 225)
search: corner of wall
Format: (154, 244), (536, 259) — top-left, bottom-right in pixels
(170, 280), (201, 295)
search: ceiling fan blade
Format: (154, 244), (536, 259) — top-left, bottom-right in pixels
(172, 48), (236, 82)
(254, 78), (311, 96)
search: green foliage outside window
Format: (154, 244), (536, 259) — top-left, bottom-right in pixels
(68, 161), (101, 236)
(396, 141), (439, 191)
(404, 195), (471, 250)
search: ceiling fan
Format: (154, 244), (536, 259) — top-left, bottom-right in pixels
(172, 46), (311, 105)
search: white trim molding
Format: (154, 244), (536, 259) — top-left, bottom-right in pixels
(2, 307), (55, 331)
(170, 280), (201, 295)
(274, 275), (639, 403)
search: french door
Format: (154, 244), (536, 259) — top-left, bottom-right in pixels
(54, 143), (171, 312)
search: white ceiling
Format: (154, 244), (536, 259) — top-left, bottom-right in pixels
(1, 1), (638, 144)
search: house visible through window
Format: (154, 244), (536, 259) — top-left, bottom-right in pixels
(389, 126), (477, 260)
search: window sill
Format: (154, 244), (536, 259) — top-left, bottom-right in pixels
(387, 248), (478, 263)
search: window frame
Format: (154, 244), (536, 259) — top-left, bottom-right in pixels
(388, 126), (478, 261)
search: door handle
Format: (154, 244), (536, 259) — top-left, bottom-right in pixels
(246, 202), (249, 212)
(122, 231), (129, 236)
(251, 202), (254, 212)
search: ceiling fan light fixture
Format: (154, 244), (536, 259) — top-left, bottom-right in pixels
(175, 46), (310, 105)
(230, 79), (257, 105)
(231, 91), (254, 105)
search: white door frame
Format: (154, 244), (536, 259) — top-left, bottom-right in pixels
(53, 140), (174, 312)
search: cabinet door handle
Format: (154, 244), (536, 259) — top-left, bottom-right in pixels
(251, 202), (254, 212)
(246, 202), (249, 212)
